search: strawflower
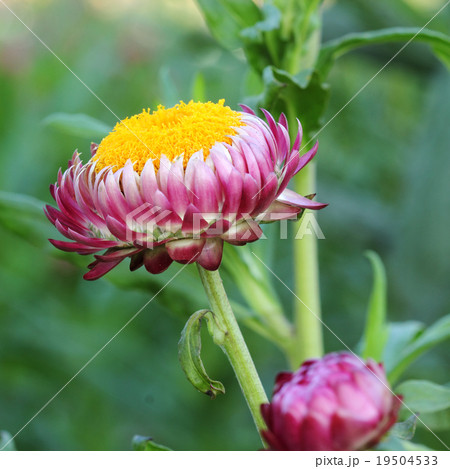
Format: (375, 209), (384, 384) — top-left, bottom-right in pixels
(45, 100), (325, 280)
(261, 352), (402, 451)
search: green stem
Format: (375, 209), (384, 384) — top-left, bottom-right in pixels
(293, 163), (324, 365)
(197, 265), (269, 437)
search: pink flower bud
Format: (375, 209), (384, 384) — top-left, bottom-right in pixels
(261, 352), (402, 451)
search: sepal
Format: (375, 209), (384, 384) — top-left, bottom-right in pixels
(178, 309), (227, 399)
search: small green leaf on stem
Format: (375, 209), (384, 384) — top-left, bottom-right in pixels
(361, 250), (388, 362)
(196, 0), (262, 50)
(396, 380), (450, 432)
(132, 435), (171, 451)
(396, 380), (450, 414)
(390, 414), (417, 441)
(388, 314), (450, 384)
(178, 309), (226, 398)
(317, 27), (450, 79)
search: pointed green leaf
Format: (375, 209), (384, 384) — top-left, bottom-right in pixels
(0, 431), (16, 451)
(383, 321), (424, 374)
(196, 0), (262, 50)
(418, 409), (450, 431)
(396, 380), (450, 432)
(396, 380), (450, 414)
(388, 314), (450, 383)
(390, 414), (417, 441)
(43, 113), (111, 140)
(317, 27), (450, 79)
(178, 309), (226, 398)
(132, 435), (171, 451)
(361, 251), (388, 361)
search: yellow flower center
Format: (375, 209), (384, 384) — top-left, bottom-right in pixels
(92, 100), (243, 174)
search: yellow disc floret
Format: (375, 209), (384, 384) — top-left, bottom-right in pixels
(92, 100), (243, 174)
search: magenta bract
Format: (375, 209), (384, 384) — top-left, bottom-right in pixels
(261, 352), (402, 451)
(45, 106), (326, 280)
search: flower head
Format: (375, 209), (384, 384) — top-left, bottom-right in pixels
(261, 352), (402, 451)
(45, 100), (326, 280)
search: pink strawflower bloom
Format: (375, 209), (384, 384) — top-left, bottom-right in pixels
(261, 352), (402, 451)
(45, 100), (326, 280)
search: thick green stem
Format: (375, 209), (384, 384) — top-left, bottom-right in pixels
(293, 163), (324, 365)
(197, 265), (268, 437)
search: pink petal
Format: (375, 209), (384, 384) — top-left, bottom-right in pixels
(141, 160), (158, 201)
(277, 189), (328, 210)
(49, 239), (101, 254)
(90, 143), (98, 157)
(167, 158), (189, 217)
(239, 104), (255, 115)
(143, 247), (173, 274)
(278, 112), (288, 130)
(258, 200), (303, 222)
(83, 258), (124, 281)
(181, 204), (209, 234)
(157, 154), (171, 194)
(238, 174), (259, 215)
(122, 163), (144, 210)
(222, 219), (263, 245)
(166, 238), (206, 263)
(291, 119), (303, 153)
(295, 141), (318, 175)
(129, 250), (144, 271)
(95, 247), (142, 262)
(196, 238), (223, 270)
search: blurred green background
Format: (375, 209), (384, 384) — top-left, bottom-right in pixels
(0, 0), (449, 450)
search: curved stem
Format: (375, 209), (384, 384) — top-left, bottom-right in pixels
(197, 265), (268, 437)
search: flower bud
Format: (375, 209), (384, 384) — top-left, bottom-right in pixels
(261, 352), (402, 451)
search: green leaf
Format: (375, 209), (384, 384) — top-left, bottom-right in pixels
(418, 409), (450, 431)
(361, 251), (388, 361)
(394, 379), (450, 434)
(240, 3), (281, 42)
(247, 66), (329, 138)
(377, 435), (433, 451)
(317, 27), (450, 79)
(132, 435), (171, 451)
(43, 112), (111, 140)
(196, 0), (262, 50)
(396, 380), (450, 414)
(0, 431), (16, 451)
(390, 414), (417, 441)
(383, 321), (424, 374)
(388, 314), (450, 384)
(178, 309), (226, 398)
(0, 191), (52, 247)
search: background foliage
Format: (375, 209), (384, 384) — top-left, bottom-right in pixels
(0, 0), (449, 450)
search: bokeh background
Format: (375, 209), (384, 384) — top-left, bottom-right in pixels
(0, 0), (449, 450)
